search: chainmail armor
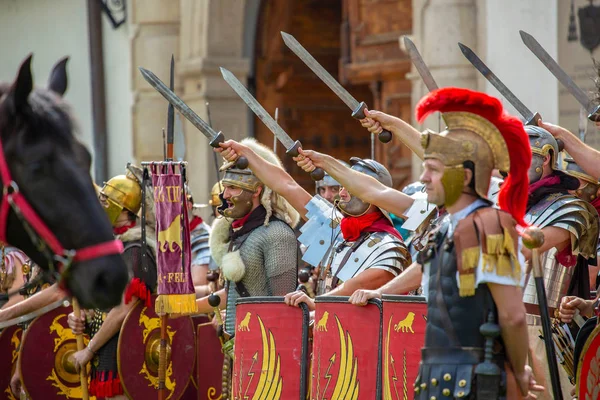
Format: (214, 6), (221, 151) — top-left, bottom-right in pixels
(224, 220), (298, 332)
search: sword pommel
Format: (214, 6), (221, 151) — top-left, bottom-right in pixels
(522, 227), (544, 249)
(351, 101), (392, 143)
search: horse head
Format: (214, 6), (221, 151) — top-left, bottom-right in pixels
(0, 54), (128, 309)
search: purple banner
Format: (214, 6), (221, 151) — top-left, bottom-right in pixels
(151, 164), (195, 314)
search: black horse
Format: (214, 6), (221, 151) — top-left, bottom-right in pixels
(0, 55), (127, 309)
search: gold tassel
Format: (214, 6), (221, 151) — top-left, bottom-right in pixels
(486, 234), (504, 255)
(482, 254), (497, 273)
(503, 228), (516, 256)
(155, 293), (198, 315)
(497, 254), (512, 276)
(459, 274), (476, 297)
(462, 247), (480, 271)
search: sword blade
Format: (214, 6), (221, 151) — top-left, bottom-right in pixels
(404, 36), (438, 92)
(459, 42), (536, 122)
(281, 31), (359, 110)
(139, 67), (219, 141)
(220, 68), (295, 149)
(520, 31), (596, 115)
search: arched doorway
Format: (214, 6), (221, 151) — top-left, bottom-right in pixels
(253, 0), (374, 192)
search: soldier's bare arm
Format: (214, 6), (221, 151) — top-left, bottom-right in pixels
(0, 283), (64, 322)
(328, 268), (394, 297)
(488, 283), (543, 398)
(520, 226), (570, 262)
(360, 109), (424, 159)
(295, 148), (414, 216)
(538, 119), (600, 178)
(349, 261), (423, 305)
(196, 287), (227, 315)
(216, 141), (312, 219)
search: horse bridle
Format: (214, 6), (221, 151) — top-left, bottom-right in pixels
(0, 138), (123, 289)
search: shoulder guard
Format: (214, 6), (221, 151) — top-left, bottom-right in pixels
(190, 227), (211, 265)
(526, 193), (599, 259)
(298, 195), (342, 267)
(333, 231), (411, 283)
(454, 207), (520, 297)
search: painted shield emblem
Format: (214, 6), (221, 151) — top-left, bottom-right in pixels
(381, 295), (427, 400)
(118, 295), (195, 400)
(578, 3), (600, 53)
(311, 296), (383, 400)
(0, 324), (22, 399)
(576, 320), (600, 399)
(232, 297), (310, 400)
(20, 303), (92, 399)
(196, 315), (225, 400)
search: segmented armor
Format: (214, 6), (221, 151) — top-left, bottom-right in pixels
(190, 220), (211, 266)
(523, 192), (599, 323)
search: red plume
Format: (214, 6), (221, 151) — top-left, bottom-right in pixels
(416, 87), (531, 225)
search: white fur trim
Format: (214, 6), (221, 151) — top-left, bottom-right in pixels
(221, 250), (246, 282)
(209, 216), (232, 267)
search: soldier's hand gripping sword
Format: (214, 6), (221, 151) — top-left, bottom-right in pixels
(522, 228), (564, 400)
(138, 67), (249, 169)
(458, 43), (542, 126)
(281, 31), (393, 144)
(520, 30), (600, 122)
(220, 67), (325, 181)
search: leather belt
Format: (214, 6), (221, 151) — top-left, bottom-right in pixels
(524, 303), (557, 318)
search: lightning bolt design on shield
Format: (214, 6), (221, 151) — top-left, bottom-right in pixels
(322, 354), (336, 399)
(243, 351), (259, 400)
(245, 315), (282, 400)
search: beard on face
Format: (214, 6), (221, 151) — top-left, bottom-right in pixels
(220, 189), (255, 219)
(335, 194), (370, 216)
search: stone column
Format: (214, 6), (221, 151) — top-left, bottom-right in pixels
(131, 0), (181, 162)
(406, 0), (479, 181)
(178, 0), (250, 217)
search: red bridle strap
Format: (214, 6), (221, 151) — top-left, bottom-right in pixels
(0, 140), (122, 269)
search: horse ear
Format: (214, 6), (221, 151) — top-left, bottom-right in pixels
(8, 54), (34, 112)
(47, 56), (69, 96)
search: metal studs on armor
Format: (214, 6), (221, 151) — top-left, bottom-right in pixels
(430, 397), (436, 400)
(442, 388), (451, 396)
(421, 383), (427, 390)
(458, 379), (466, 387)
(415, 386), (420, 394)
(457, 391), (465, 398)
(431, 378), (438, 386)
(443, 373), (451, 381)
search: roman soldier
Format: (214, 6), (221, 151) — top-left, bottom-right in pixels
(562, 158), (600, 290)
(522, 126), (598, 399)
(195, 138), (300, 330)
(216, 139), (411, 312)
(67, 165), (157, 399)
(307, 87), (541, 398)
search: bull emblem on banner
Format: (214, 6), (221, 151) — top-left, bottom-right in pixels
(157, 215), (181, 253)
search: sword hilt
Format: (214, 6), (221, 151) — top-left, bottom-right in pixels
(209, 132), (249, 169)
(588, 105), (600, 122)
(285, 140), (325, 181)
(524, 112), (541, 127)
(351, 101), (393, 143)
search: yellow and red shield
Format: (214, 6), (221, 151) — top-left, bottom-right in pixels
(576, 320), (600, 399)
(232, 297), (310, 400)
(196, 315), (225, 400)
(311, 296), (383, 400)
(381, 295), (427, 400)
(118, 295), (195, 400)
(20, 303), (91, 399)
(0, 324), (22, 399)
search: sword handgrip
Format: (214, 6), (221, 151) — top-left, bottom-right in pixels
(525, 112), (541, 127)
(588, 105), (600, 122)
(351, 101), (392, 143)
(72, 298), (90, 400)
(286, 140), (325, 181)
